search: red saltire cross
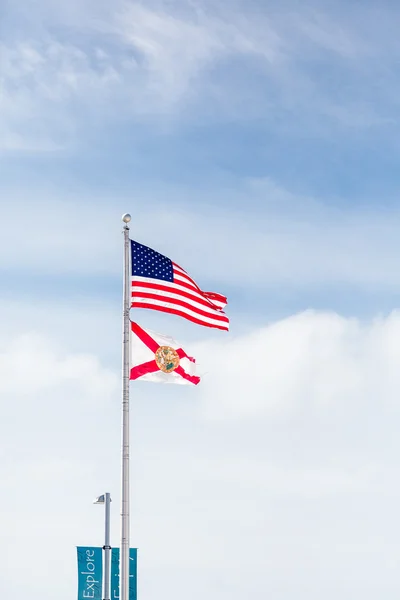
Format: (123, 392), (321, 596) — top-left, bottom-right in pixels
(130, 322), (200, 385)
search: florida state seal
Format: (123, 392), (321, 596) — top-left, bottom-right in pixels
(154, 346), (180, 373)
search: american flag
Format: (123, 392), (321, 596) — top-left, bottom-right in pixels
(130, 240), (229, 331)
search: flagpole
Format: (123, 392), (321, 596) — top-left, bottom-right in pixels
(121, 213), (131, 600)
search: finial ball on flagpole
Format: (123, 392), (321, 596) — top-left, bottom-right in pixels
(122, 213), (131, 223)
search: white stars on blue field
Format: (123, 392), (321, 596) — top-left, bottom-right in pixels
(131, 240), (174, 281)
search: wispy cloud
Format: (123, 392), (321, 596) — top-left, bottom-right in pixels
(4, 0), (400, 151)
(0, 39), (122, 152)
(2, 179), (400, 295)
(113, 2), (283, 104)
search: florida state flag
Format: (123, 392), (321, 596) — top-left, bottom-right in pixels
(130, 322), (200, 385)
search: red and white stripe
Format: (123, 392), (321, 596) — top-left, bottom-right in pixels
(131, 263), (229, 331)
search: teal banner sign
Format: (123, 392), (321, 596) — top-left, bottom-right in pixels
(111, 548), (137, 600)
(77, 547), (103, 600)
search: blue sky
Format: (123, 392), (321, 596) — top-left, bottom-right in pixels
(3, 0), (400, 324)
(3, 1), (400, 599)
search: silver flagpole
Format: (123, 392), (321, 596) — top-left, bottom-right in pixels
(121, 213), (131, 600)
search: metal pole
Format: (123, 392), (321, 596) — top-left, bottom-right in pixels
(103, 493), (111, 600)
(121, 214), (131, 600)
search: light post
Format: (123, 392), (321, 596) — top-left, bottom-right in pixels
(94, 493), (112, 600)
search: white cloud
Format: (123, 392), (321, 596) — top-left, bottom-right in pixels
(0, 328), (119, 599)
(3, 308), (400, 598)
(0, 333), (117, 396)
(196, 310), (400, 418)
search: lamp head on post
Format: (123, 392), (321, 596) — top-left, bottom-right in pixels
(94, 494), (112, 504)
